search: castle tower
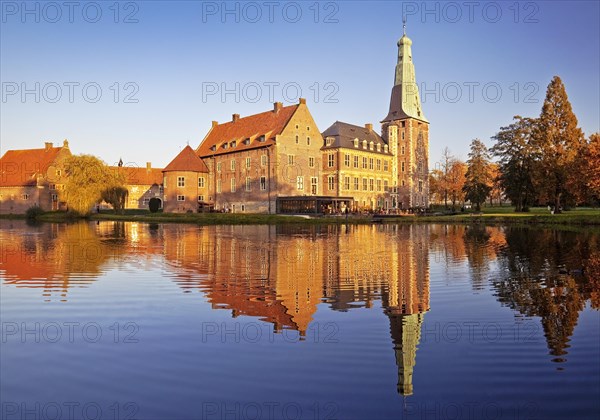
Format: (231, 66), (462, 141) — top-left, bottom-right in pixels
(381, 25), (430, 210)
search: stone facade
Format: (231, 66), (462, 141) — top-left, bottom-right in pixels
(0, 141), (71, 214)
(108, 163), (164, 210)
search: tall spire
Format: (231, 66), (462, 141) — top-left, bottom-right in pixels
(382, 28), (427, 123)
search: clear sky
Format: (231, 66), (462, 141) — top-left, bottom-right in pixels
(1, 0), (599, 168)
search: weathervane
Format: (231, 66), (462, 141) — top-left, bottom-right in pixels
(403, 15), (407, 35)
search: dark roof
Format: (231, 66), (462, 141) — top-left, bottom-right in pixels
(321, 121), (390, 155)
(196, 105), (298, 157)
(163, 146), (209, 173)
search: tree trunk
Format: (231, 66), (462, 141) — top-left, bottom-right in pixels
(554, 192), (562, 214)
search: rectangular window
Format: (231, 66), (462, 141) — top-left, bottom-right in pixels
(401, 145), (405, 154)
(354, 177), (359, 191)
(308, 157), (315, 168)
(177, 176), (185, 187)
(216, 180), (222, 193)
(261, 155), (267, 166)
(401, 161), (405, 172)
(369, 158), (374, 170)
(311, 177), (318, 195)
(384, 180), (388, 191)
(402, 132), (405, 140)
(353, 156), (359, 168)
(344, 154), (350, 167)
(198, 177), (205, 188)
(177, 195), (185, 201)
(288, 155), (294, 165)
(376, 159), (381, 171)
(297, 176), (304, 190)
(50, 184), (56, 190)
(419, 180), (423, 193)
(246, 177), (251, 191)
(217, 163), (222, 173)
(369, 179), (374, 192)
(377, 179), (382, 192)
(362, 157), (368, 169)
(344, 176), (350, 191)
(198, 195), (204, 202)
(231, 160), (236, 171)
(328, 154), (335, 168)
(328, 176), (335, 191)
(246, 157), (251, 169)
(51, 194), (58, 202)
(231, 178), (236, 192)
(362, 178), (367, 191)
(384, 161), (389, 172)
(260, 176), (267, 191)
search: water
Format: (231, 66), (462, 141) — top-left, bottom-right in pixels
(1, 221), (599, 419)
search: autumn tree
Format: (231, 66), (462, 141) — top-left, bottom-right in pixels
(487, 163), (503, 206)
(447, 159), (467, 211)
(463, 139), (492, 211)
(535, 76), (585, 213)
(62, 155), (127, 215)
(491, 116), (538, 212)
(582, 133), (600, 201)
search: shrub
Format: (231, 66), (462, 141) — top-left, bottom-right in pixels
(25, 205), (44, 220)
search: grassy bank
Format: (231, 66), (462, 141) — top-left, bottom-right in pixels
(2, 206), (600, 227)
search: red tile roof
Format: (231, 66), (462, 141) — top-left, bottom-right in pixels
(109, 166), (164, 185)
(163, 145), (209, 173)
(196, 105), (298, 157)
(0, 144), (68, 187)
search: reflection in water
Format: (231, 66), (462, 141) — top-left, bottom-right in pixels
(1, 220), (599, 397)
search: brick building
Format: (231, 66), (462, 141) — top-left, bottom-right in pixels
(381, 28), (430, 209)
(0, 140), (71, 214)
(196, 99), (324, 213)
(108, 163), (164, 210)
(162, 145), (210, 213)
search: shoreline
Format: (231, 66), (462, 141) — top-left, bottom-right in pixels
(2, 209), (600, 228)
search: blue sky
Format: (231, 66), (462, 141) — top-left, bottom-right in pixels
(1, 0), (599, 168)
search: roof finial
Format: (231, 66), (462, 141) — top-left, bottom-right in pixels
(403, 15), (407, 35)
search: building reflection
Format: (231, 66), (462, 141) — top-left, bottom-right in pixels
(2, 220), (599, 392)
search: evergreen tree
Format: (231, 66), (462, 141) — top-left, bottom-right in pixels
(535, 76), (584, 213)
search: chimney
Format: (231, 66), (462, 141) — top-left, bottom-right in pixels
(212, 120), (218, 128)
(146, 162), (151, 171)
(365, 123), (373, 131)
(232, 114), (240, 122)
(299, 98), (306, 105)
(44, 142), (53, 150)
(63, 139), (69, 148)
(273, 102), (283, 113)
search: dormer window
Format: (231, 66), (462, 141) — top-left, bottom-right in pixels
(258, 135), (265, 142)
(369, 141), (374, 151)
(384, 145), (389, 153)
(326, 137), (334, 146)
(223, 143), (228, 149)
(244, 138), (250, 145)
(377, 143), (381, 152)
(231, 141), (236, 148)
(362, 140), (367, 149)
(354, 138), (359, 148)
(210, 145), (216, 152)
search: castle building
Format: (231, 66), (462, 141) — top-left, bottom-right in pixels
(108, 162), (164, 210)
(321, 121), (394, 211)
(0, 140), (71, 214)
(162, 145), (210, 213)
(381, 28), (430, 209)
(196, 99), (325, 214)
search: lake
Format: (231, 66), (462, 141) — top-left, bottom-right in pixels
(1, 221), (599, 419)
